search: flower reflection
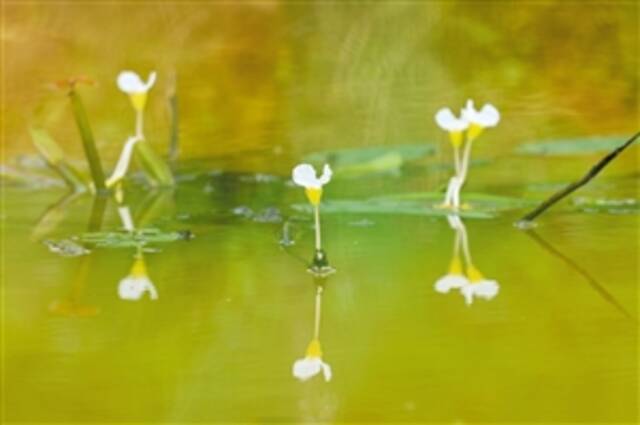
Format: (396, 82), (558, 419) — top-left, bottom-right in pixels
(435, 215), (499, 305)
(293, 283), (332, 382)
(115, 200), (158, 301)
(293, 339), (332, 382)
(118, 252), (158, 301)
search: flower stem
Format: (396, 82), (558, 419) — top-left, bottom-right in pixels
(314, 204), (322, 251)
(135, 109), (144, 139)
(68, 89), (107, 192)
(314, 285), (323, 340)
(453, 145), (461, 175)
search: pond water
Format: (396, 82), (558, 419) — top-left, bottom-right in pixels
(3, 1), (639, 423)
(3, 153), (638, 422)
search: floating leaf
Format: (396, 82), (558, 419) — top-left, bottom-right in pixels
(292, 200), (495, 219)
(78, 228), (192, 249)
(303, 144), (436, 177)
(515, 136), (628, 156)
(572, 196), (639, 215)
(372, 191), (536, 209)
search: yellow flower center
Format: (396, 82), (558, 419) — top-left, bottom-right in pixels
(466, 264), (484, 283)
(467, 124), (484, 141)
(449, 131), (463, 148)
(129, 92), (148, 112)
(305, 187), (323, 206)
(306, 339), (322, 358)
(448, 256), (462, 275)
(130, 257), (147, 278)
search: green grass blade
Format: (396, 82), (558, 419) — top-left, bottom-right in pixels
(68, 89), (107, 191)
(29, 127), (88, 192)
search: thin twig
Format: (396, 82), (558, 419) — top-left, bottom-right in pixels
(519, 131), (640, 223)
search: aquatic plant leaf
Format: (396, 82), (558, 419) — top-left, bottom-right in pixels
(78, 228), (191, 248)
(372, 191), (536, 208)
(572, 196), (639, 215)
(68, 89), (107, 191)
(303, 144), (436, 177)
(515, 136), (628, 156)
(292, 200), (495, 219)
(29, 127), (88, 191)
(135, 141), (175, 186)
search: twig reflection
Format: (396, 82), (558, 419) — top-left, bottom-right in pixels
(526, 230), (633, 320)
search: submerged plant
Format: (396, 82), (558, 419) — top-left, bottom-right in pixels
(434, 215), (499, 305)
(292, 163), (335, 275)
(292, 284), (332, 382)
(114, 70), (174, 187)
(435, 99), (500, 209)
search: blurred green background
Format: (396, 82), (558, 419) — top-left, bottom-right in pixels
(4, 1), (638, 173)
(2, 1), (639, 423)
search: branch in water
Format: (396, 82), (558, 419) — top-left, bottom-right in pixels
(518, 131), (640, 223)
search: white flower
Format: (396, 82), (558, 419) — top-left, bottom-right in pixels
(461, 279), (499, 305)
(461, 99), (500, 128)
(292, 357), (332, 382)
(292, 163), (332, 189)
(118, 275), (158, 301)
(435, 274), (469, 293)
(118, 257), (158, 301)
(435, 107), (469, 132)
(117, 70), (157, 94)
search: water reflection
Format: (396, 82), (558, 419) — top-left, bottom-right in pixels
(293, 277), (332, 382)
(435, 215), (499, 305)
(49, 255), (99, 317)
(526, 229), (632, 319)
(47, 196), (107, 317)
(117, 246), (158, 301)
(114, 199), (159, 302)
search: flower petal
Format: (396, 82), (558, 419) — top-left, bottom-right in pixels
(462, 99), (500, 127)
(144, 71), (157, 91)
(292, 357), (322, 381)
(435, 274), (469, 293)
(435, 107), (468, 132)
(321, 360), (332, 382)
(461, 279), (499, 305)
(292, 163), (320, 188)
(478, 103), (500, 127)
(318, 164), (332, 185)
(118, 276), (154, 301)
(117, 71), (146, 94)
